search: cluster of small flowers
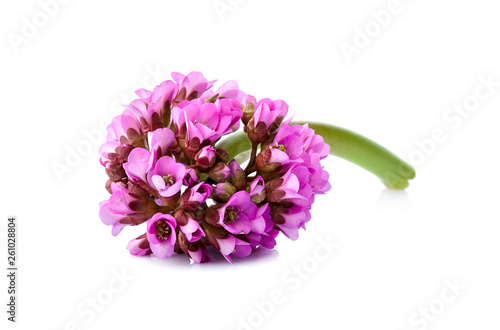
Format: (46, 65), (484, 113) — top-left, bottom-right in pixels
(99, 72), (331, 263)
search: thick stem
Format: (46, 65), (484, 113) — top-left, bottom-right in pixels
(216, 122), (416, 189)
(294, 122), (415, 189)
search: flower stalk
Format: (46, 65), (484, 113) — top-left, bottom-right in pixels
(217, 122), (415, 189)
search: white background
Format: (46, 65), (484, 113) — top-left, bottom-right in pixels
(1, 0), (500, 329)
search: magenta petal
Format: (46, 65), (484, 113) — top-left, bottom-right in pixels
(227, 191), (250, 208)
(189, 249), (203, 264)
(151, 243), (175, 259)
(148, 128), (175, 152)
(269, 149), (290, 165)
(111, 222), (126, 237)
(217, 236), (236, 256)
(277, 225), (300, 241)
(232, 245), (252, 258)
(223, 213), (252, 235)
(150, 174), (166, 191)
(251, 216), (266, 234)
(99, 201), (120, 226)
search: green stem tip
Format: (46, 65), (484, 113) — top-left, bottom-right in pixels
(216, 122), (416, 190)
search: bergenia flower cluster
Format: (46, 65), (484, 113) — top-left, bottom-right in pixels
(99, 72), (331, 263)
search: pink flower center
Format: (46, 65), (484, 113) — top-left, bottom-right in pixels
(224, 207), (240, 225)
(272, 142), (286, 153)
(163, 175), (174, 186)
(155, 220), (172, 240)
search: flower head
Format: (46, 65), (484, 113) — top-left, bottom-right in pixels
(99, 71), (331, 263)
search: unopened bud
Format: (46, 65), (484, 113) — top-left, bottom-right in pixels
(228, 160), (247, 190)
(208, 162), (231, 182)
(195, 146), (216, 170)
(214, 182), (237, 202)
(216, 148), (229, 163)
(241, 95), (257, 126)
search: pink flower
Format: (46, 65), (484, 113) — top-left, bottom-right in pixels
(171, 71), (215, 100)
(214, 182), (237, 202)
(147, 156), (186, 197)
(250, 203), (272, 235)
(271, 203), (311, 241)
(214, 191), (258, 235)
(247, 99), (288, 143)
(300, 153), (332, 194)
(104, 109), (143, 147)
(195, 145), (217, 170)
(179, 216), (205, 242)
(179, 183), (212, 210)
(171, 99), (242, 157)
(216, 235), (252, 263)
(256, 125), (304, 172)
(201, 79), (246, 103)
(147, 127), (175, 157)
(292, 124), (330, 159)
(178, 233), (211, 263)
(126, 234), (152, 256)
(123, 148), (157, 183)
(146, 213), (177, 259)
(99, 183), (157, 236)
(183, 168), (198, 186)
(265, 168), (304, 203)
(241, 95), (257, 125)
(204, 224), (252, 263)
(127, 80), (178, 133)
(248, 176), (266, 203)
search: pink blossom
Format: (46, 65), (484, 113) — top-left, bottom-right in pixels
(179, 217), (205, 242)
(214, 234), (252, 263)
(171, 71), (215, 100)
(214, 191), (258, 235)
(123, 147), (157, 183)
(99, 183), (157, 236)
(265, 168), (304, 203)
(195, 145), (217, 170)
(126, 234), (152, 256)
(146, 213), (177, 259)
(247, 99), (288, 143)
(179, 183), (212, 210)
(147, 127), (175, 157)
(147, 156), (186, 197)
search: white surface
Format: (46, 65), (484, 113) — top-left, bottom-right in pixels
(1, 0), (500, 329)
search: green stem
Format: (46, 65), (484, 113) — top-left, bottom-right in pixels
(295, 122), (415, 189)
(216, 122), (416, 189)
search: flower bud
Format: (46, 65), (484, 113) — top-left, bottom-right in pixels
(126, 234), (152, 256)
(204, 207), (223, 227)
(246, 99), (288, 143)
(179, 183), (212, 210)
(208, 162), (231, 182)
(256, 148), (285, 172)
(195, 146), (217, 170)
(248, 176), (266, 204)
(214, 182), (237, 202)
(183, 168), (199, 186)
(228, 160), (247, 191)
(178, 232), (210, 263)
(174, 209), (191, 226)
(216, 148), (229, 163)
(240, 95), (257, 126)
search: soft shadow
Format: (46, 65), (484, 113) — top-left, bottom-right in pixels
(190, 247), (280, 270)
(375, 188), (414, 213)
(127, 246), (279, 270)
